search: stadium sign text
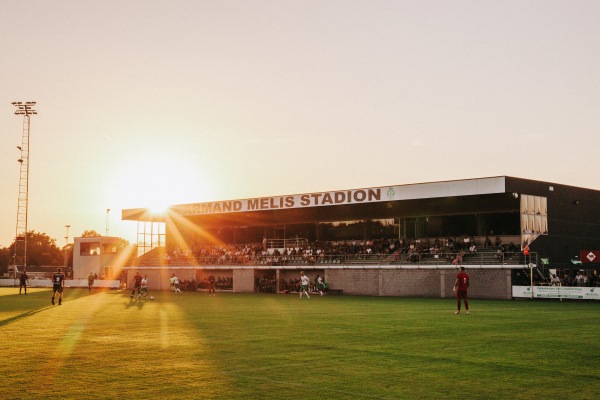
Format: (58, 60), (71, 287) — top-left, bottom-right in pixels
(178, 188), (385, 216)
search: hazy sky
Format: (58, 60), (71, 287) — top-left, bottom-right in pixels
(1, 1), (599, 248)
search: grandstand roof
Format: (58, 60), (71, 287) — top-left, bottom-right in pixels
(124, 176), (497, 221)
(122, 176), (595, 222)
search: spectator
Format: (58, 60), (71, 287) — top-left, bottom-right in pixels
(575, 272), (583, 287)
(484, 236), (492, 248)
(469, 242), (477, 254)
(496, 248), (504, 263)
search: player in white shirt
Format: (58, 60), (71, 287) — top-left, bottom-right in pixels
(171, 274), (182, 294)
(316, 275), (325, 296)
(138, 274), (149, 299)
(299, 271), (310, 299)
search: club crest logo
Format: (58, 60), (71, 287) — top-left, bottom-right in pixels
(387, 187), (395, 200)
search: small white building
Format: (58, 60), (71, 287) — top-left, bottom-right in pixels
(73, 236), (124, 279)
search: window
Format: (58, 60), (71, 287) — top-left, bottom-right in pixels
(80, 242), (101, 256)
(102, 243), (117, 254)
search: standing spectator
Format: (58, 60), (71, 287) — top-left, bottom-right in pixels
(299, 271), (310, 299)
(87, 272), (95, 292)
(19, 270), (29, 295)
(453, 266), (470, 315)
(575, 272), (583, 287)
(484, 236), (492, 248)
(51, 268), (65, 306)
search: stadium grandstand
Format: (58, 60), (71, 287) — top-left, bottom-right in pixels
(118, 176), (600, 298)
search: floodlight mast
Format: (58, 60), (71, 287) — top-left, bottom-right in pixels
(12, 101), (37, 272)
(64, 225), (71, 271)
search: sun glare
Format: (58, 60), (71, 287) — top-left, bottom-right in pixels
(111, 150), (216, 212)
(148, 202), (170, 215)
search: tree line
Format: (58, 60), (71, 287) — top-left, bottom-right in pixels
(0, 230), (127, 272)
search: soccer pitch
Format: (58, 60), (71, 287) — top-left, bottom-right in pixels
(1, 288), (598, 400)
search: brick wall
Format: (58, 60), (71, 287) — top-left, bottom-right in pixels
(326, 268), (511, 299)
(381, 270), (441, 297)
(126, 267), (513, 299)
(326, 269), (380, 296)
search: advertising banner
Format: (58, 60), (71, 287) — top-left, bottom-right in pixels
(580, 250), (600, 263)
(512, 285), (600, 300)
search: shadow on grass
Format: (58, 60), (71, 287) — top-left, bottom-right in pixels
(124, 298), (146, 310)
(0, 305), (54, 327)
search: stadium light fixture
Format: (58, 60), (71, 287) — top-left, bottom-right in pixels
(12, 101), (37, 115)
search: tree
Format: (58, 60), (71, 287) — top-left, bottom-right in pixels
(82, 230), (102, 237)
(0, 246), (11, 273)
(8, 231), (63, 267)
(62, 243), (74, 269)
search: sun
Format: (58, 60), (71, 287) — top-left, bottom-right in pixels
(147, 201), (170, 215)
(110, 153), (215, 212)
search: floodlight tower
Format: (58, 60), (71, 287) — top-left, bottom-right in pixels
(64, 224), (71, 268)
(12, 101), (37, 271)
(106, 208), (111, 236)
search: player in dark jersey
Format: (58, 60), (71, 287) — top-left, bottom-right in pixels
(453, 266), (470, 315)
(51, 268), (65, 305)
(87, 272), (95, 292)
(19, 271), (29, 295)
(131, 272), (143, 299)
(208, 274), (216, 296)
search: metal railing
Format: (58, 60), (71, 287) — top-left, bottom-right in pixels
(137, 251), (537, 269)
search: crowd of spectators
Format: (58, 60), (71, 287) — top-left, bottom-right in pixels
(556, 271), (599, 287)
(161, 235), (523, 266)
(255, 275), (277, 293)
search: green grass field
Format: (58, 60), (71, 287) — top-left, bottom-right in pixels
(1, 287), (598, 400)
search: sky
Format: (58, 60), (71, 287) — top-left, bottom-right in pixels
(1, 0), (599, 248)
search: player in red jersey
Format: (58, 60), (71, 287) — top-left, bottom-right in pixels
(453, 266), (469, 315)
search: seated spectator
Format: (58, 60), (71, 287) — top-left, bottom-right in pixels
(550, 274), (561, 286)
(496, 249), (504, 262)
(469, 243), (477, 254)
(452, 251), (464, 266)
